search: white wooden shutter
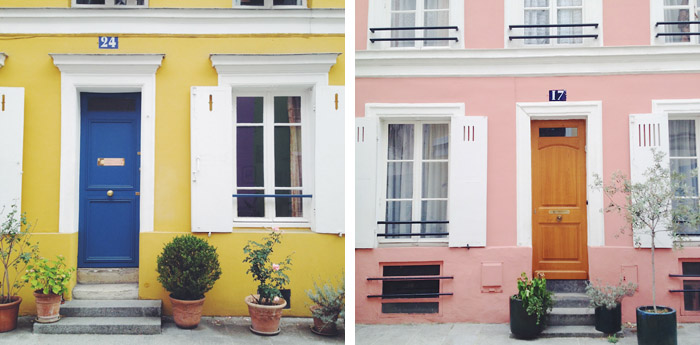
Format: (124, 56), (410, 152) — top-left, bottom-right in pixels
(0, 88), (25, 219)
(629, 113), (672, 248)
(355, 117), (378, 248)
(190, 86), (233, 233)
(312, 86), (345, 234)
(449, 116), (488, 248)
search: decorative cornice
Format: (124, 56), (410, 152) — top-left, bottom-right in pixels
(50, 54), (164, 74)
(0, 8), (344, 35)
(356, 45), (700, 78)
(0, 53), (6, 68)
(210, 53), (340, 76)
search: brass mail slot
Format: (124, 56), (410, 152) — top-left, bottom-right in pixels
(549, 210), (571, 215)
(98, 158), (125, 167)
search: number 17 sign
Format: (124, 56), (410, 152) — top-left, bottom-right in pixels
(549, 89), (567, 102)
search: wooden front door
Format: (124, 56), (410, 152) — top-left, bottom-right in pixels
(531, 120), (588, 280)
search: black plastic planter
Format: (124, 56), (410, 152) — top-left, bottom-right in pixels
(636, 306), (677, 345)
(594, 304), (621, 334)
(509, 297), (545, 339)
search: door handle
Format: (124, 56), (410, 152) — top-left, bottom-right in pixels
(107, 190), (114, 197)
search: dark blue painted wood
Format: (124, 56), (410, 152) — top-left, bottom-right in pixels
(78, 92), (141, 268)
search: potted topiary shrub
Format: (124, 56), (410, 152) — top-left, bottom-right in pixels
(509, 272), (553, 339)
(0, 205), (39, 332)
(585, 277), (637, 334)
(306, 275), (344, 336)
(156, 234), (222, 329)
(243, 228), (292, 336)
(595, 150), (700, 345)
(22, 255), (75, 323)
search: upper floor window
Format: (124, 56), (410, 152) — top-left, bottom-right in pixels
(506, 0), (601, 47)
(655, 0), (700, 44)
(236, 0), (304, 7)
(73, 0), (147, 7)
(367, 0), (463, 49)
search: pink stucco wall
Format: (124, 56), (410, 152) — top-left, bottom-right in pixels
(355, 74), (700, 324)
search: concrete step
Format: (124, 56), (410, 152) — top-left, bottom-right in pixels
(72, 283), (139, 300)
(61, 299), (160, 317)
(33, 316), (161, 335)
(541, 325), (622, 338)
(547, 307), (595, 326)
(547, 280), (588, 293)
(77, 268), (138, 284)
(553, 293), (590, 308)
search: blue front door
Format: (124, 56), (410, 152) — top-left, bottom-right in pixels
(78, 93), (141, 268)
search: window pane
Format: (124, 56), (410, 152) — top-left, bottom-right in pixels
(237, 97), (263, 123)
(236, 127), (264, 187)
(240, 0), (264, 5)
(274, 126), (302, 188)
(422, 162), (448, 198)
(274, 96), (301, 124)
(665, 0), (688, 5)
(673, 199), (700, 234)
(392, 0), (416, 11)
(391, 13), (416, 47)
(539, 127), (578, 137)
(424, 0), (448, 10)
(670, 120), (696, 156)
(77, 0), (106, 3)
(664, 8), (692, 43)
(422, 124), (449, 159)
(387, 162), (413, 199)
(87, 97), (137, 112)
(388, 124), (414, 160)
(384, 265), (440, 276)
(557, 8), (583, 44)
(237, 189), (265, 217)
(424, 10), (450, 47)
(421, 200), (447, 238)
(557, 0), (581, 6)
(683, 280), (700, 310)
(273, 0), (299, 4)
(525, 9), (550, 44)
(683, 262), (700, 275)
(385, 201), (412, 238)
(671, 159), (698, 196)
(275, 190), (303, 218)
(382, 280), (439, 299)
(525, 0), (549, 7)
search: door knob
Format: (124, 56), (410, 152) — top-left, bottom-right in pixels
(107, 190), (114, 197)
(556, 215), (563, 222)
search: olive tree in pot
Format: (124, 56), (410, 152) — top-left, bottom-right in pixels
(156, 235), (222, 329)
(0, 205), (39, 332)
(243, 229), (292, 336)
(585, 278), (637, 334)
(509, 272), (553, 339)
(22, 256), (74, 323)
(306, 275), (344, 336)
(595, 150), (700, 345)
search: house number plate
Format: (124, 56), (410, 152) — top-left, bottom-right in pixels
(98, 158), (125, 166)
(548, 210), (570, 215)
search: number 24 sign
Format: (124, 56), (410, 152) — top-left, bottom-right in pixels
(99, 36), (119, 49)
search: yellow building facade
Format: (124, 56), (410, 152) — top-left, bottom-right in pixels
(0, 0), (344, 317)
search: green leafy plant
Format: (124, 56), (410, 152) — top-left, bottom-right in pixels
(306, 274), (344, 329)
(607, 334), (619, 343)
(1, 204), (40, 304)
(243, 229), (292, 305)
(585, 277), (637, 310)
(21, 256), (75, 296)
(156, 235), (222, 300)
(511, 272), (553, 325)
(594, 150), (700, 312)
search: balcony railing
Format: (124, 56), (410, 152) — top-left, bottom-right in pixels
(376, 220), (448, 237)
(655, 21), (700, 38)
(508, 23), (599, 41)
(369, 26), (459, 43)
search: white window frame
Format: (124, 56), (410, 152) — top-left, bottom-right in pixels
(505, 0), (603, 48)
(232, 90), (312, 225)
(72, 0), (148, 8)
(379, 119), (450, 245)
(651, 0), (700, 45)
(366, 0), (464, 50)
(234, 0), (306, 8)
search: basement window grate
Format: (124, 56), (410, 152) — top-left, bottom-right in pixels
(380, 264), (441, 314)
(683, 262), (700, 312)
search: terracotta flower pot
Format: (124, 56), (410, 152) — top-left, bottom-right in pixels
(33, 292), (61, 324)
(0, 296), (22, 333)
(310, 305), (339, 336)
(245, 294), (286, 335)
(169, 295), (205, 329)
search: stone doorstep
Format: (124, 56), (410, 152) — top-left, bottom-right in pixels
(33, 316), (161, 335)
(553, 292), (590, 308)
(61, 299), (161, 317)
(540, 325), (623, 338)
(547, 307), (595, 326)
(76, 268), (139, 284)
(72, 283), (139, 300)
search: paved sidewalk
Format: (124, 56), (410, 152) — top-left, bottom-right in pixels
(0, 316), (344, 345)
(356, 323), (700, 345)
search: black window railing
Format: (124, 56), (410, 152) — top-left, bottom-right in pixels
(369, 26), (459, 43)
(655, 21), (700, 38)
(508, 23), (598, 41)
(376, 220), (448, 237)
(367, 292), (453, 298)
(232, 194), (312, 198)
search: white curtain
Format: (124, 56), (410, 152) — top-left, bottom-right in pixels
(557, 7), (582, 44)
(391, 0), (417, 47)
(386, 124), (414, 236)
(525, 0), (550, 44)
(421, 124), (448, 237)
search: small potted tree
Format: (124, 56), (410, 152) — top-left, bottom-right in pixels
(509, 272), (553, 339)
(243, 228), (292, 336)
(0, 205), (39, 332)
(156, 235), (222, 329)
(596, 150), (700, 345)
(306, 275), (344, 336)
(585, 277), (637, 334)
(22, 256), (75, 323)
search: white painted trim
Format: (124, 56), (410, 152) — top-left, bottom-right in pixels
(356, 45), (700, 78)
(653, 99), (700, 116)
(515, 101), (604, 247)
(210, 53), (340, 76)
(0, 8), (343, 35)
(53, 53), (163, 234)
(0, 53), (6, 68)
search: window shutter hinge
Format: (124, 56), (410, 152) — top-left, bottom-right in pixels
(1, 94), (5, 111)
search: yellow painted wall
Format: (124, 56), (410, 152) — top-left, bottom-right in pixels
(0, 0), (344, 8)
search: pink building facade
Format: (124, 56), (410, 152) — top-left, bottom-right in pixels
(355, 0), (700, 324)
